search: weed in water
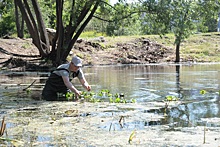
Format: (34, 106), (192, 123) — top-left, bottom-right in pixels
(81, 89), (136, 103)
(128, 130), (136, 144)
(165, 95), (179, 101)
(200, 90), (207, 95)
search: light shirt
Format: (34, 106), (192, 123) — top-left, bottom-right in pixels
(53, 63), (84, 79)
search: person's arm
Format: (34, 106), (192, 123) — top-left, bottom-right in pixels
(77, 69), (91, 91)
(62, 76), (81, 96)
(79, 78), (91, 91)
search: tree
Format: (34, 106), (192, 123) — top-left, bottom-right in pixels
(138, 0), (171, 35)
(16, 0), (101, 66)
(196, 0), (220, 32)
(170, 1), (196, 62)
(140, 0), (203, 62)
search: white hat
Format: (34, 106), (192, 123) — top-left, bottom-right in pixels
(71, 56), (82, 67)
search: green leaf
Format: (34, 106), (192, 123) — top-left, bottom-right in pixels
(200, 90), (207, 95)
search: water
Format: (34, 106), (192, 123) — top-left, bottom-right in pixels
(0, 63), (220, 145)
(82, 63), (220, 127)
(0, 63), (219, 128)
(82, 63), (219, 101)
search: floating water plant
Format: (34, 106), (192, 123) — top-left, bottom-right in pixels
(65, 92), (74, 100)
(131, 98), (136, 103)
(78, 89), (136, 103)
(80, 91), (101, 103)
(165, 95), (179, 101)
(98, 89), (110, 97)
(163, 95), (179, 116)
(200, 90), (207, 95)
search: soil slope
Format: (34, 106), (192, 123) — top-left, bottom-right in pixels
(0, 37), (175, 70)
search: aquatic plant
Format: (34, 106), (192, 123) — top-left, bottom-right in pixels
(163, 95), (179, 116)
(25, 88), (31, 94)
(65, 92), (74, 100)
(128, 130), (136, 144)
(165, 95), (179, 101)
(77, 89), (136, 103)
(0, 137), (24, 146)
(200, 90), (207, 95)
(110, 93), (131, 103)
(80, 91), (102, 103)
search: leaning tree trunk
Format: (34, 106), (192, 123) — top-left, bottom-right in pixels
(62, 1), (100, 61)
(52, 0), (101, 66)
(16, 0), (50, 57)
(31, 0), (50, 49)
(16, 0), (101, 66)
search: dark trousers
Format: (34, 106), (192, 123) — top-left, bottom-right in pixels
(42, 73), (68, 101)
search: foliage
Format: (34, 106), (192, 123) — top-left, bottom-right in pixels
(38, 0), (56, 28)
(0, 13), (16, 36)
(1, 0), (220, 38)
(170, 1), (197, 44)
(196, 0), (220, 32)
(65, 89), (137, 103)
(165, 95), (179, 101)
(80, 31), (106, 38)
(139, 0), (220, 62)
(200, 90), (207, 95)
(0, 0), (16, 36)
(92, 1), (142, 36)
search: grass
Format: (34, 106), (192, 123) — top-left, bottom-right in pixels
(139, 32), (220, 62)
(79, 31), (106, 38)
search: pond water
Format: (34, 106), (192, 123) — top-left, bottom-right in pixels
(82, 63), (220, 127)
(0, 63), (220, 128)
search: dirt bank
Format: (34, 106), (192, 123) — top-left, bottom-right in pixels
(0, 37), (175, 70)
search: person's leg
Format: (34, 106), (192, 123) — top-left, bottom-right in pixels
(42, 90), (57, 101)
(42, 85), (58, 101)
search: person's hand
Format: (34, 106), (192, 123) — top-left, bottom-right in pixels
(74, 90), (82, 98)
(83, 82), (91, 91)
(86, 85), (91, 91)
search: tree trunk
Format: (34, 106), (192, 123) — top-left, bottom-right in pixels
(14, 0), (24, 38)
(16, 0), (49, 57)
(175, 42), (180, 63)
(31, 0), (50, 51)
(62, 1), (100, 60)
(15, 0), (101, 66)
(55, 0), (64, 66)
